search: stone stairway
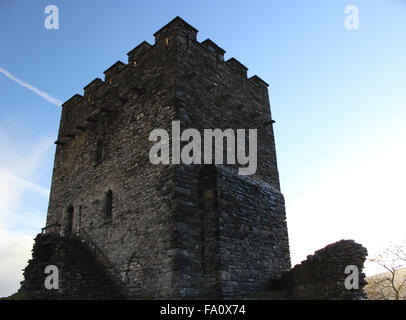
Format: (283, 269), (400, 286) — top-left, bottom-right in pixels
(18, 233), (126, 300)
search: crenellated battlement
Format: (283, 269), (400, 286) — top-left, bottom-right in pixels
(62, 93), (83, 108)
(201, 39), (225, 61)
(84, 78), (104, 97)
(104, 61), (126, 82)
(57, 16), (273, 163)
(226, 57), (248, 79)
(249, 75), (269, 87)
(127, 41), (152, 65)
(153, 16), (198, 44)
(62, 16), (268, 114)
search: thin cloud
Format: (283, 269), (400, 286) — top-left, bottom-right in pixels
(0, 136), (52, 297)
(0, 169), (50, 198)
(0, 229), (33, 298)
(0, 68), (62, 107)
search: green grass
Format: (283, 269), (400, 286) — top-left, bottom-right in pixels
(1, 291), (30, 300)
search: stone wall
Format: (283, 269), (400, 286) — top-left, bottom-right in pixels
(166, 16), (288, 298)
(43, 16), (290, 299)
(175, 23), (280, 190)
(168, 164), (290, 299)
(271, 240), (368, 300)
(215, 165), (290, 297)
(18, 233), (124, 299)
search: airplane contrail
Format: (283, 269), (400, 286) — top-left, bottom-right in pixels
(0, 67), (62, 107)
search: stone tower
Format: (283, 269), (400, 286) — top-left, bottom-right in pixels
(44, 17), (291, 299)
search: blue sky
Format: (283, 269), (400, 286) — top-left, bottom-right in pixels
(1, 0), (406, 296)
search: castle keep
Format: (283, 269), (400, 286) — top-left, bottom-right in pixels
(42, 17), (291, 299)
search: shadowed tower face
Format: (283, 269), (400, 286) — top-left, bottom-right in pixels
(45, 17), (290, 299)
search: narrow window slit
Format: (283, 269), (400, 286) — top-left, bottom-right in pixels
(105, 190), (113, 218)
(96, 140), (103, 164)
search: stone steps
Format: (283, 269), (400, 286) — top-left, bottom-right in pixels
(18, 233), (126, 300)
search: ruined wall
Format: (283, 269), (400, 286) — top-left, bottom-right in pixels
(272, 240), (368, 300)
(19, 233), (124, 299)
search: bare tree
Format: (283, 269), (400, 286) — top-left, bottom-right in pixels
(365, 242), (406, 300)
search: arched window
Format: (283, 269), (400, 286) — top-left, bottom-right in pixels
(105, 190), (113, 218)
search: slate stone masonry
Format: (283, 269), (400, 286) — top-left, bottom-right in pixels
(43, 17), (291, 299)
